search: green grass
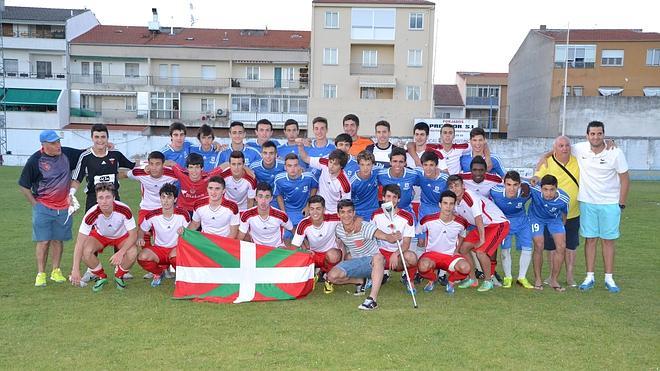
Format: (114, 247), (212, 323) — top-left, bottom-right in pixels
(1, 166), (658, 369)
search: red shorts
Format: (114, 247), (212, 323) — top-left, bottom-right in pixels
(379, 249), (402, 271)
(143, 246), (174, 264)
(411, 202), (420, 219)
(465, 222), (510, 257)
(312, 251), (328, 267)
(419, 251), (466, 272)
(90, 229), (129, 254)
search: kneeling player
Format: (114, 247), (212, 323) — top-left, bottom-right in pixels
(188, 176), (240, 238)
(417, 191), (472, 294)
(291, 195), (342, 293)
(137, 183), (190, 287)
(69, 183), (138, 292)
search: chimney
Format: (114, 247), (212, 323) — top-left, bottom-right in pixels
(540, 25), (547, 30)
(148, 8), (161, 32)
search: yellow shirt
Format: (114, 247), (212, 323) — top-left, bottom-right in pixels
(349, 136), (374, 157)
(535, 155), (580, 219)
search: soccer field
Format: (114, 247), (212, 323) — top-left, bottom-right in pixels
(1, 166), (658, 369)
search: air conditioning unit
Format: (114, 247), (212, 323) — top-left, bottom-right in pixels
(216, 108), (227, 117)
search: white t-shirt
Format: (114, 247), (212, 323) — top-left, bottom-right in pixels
(455, 189), (507, 226)
(427, 143), (470, 175)
(80, 201), (136, 238)
(461, 172), (503, 198)
(192, 198), (240, 237)
(371, 208), (415, 252)
(572, 141), (629, 204)
(221, 169), (257, 211)
(419, 213), (468, 255)
(140, 208), (191, 248)
(292, 214), (341, 252)
(127, 168), (178, 211)
(239, 206), (293, 248)
(309, 157), (351, 214)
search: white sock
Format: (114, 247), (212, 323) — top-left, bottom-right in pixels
(604, 273), (616, 286)
(585, 272), (595, 281)
(86, 267), (93, 273)
(501, 249), (512, 278)
(438, 269), (446, 277)
(384, 269), (390, 276)
(518, 250), (532, 279)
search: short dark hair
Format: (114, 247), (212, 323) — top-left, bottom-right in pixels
(587, 120), (605, 134)
(414, 122), (429, 135)
(256, 119), (273, 131)
(337, 199), (355, 213)
(284, 119), (299, 130)
(312, 117), (328, 128)
(308, 195), (325, 208)
(470, 155), (487, 170)
(420, 151), (439, 165)
(504, 170), (521, 183)
(208, 176), (226, 189)
(356, 150), (375, 164)
(94, 182), (115, 194)
(262, 140), (278, 151)
(440, 190), (457, 202)
(256, 182), (273, 195)
(197, 124), (214, 140)
(375, 120), (390, 131)
(342, 114), (359, 126)
(159, 183), (178, 198)
(441, 123), (455, 132)
(389, 146), (407, 161)
(148, 151), (165, 162)
(447, 174), (463, 186)
(229, 150), (245, 163)
(91, 124), (108, 137)
(186, 153), (204, 168)
(541, 174), (558, 187)
(328, 149), (349, 169)
(470, 127), (486, 139)
(382, 184), (401, 199)
(230, 121), (245, 130)
(169, 122), (187, 136)
(284, 153), (299, 163)
(334, 133), (353, 147)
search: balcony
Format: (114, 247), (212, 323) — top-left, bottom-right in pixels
(70, 74), (149, 90)
(229, 112), (307, 127)
(70, 108), (149, 126)
(3, 71), (67, 89)
(350, 63), (394, 76)
(1, 36), (66, 51)
(466, 96), (499, 106)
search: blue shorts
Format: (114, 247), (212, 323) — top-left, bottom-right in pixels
(579, 202), (620, 240)
(32, 202), (73, 242)
(530, 217), (564, 238)
(545, 216), (580, 251)
(336, 256), (373, 278)
(502, 217), (532, 251)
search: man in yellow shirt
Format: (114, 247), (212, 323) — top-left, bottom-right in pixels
(343, 114), (373, 157)
(532, 136), (580, 287)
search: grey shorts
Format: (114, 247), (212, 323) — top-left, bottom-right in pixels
(32, 203), (73, 242)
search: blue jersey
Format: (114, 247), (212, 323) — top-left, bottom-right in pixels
(277, 143), (307, 169)
(217, 145), (262, 167)
(246, 140), (280, 152)
(161, 141), (193, 168)
(273, 172), (319, 225)
(418, 172), (449, 219)
(377, 168), (421, 213)
(190, 145), (219, 171)
(349, 170), (380, 221)
(250, 159), (285, 207)
(460, 153), (505, 177)
(489, 184), (531, 220)
(304, 140), (335, 159)
(529, 186), (569, 220)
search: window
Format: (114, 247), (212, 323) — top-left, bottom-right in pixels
(407, 49), (422, 67)
(554, 45), (596, 68)
(598, 87), (623, 96)
(201, 98), (215, 113)
(563, 86), (571, 96)
(443, 112), (451, 119)
(573, 86), (583, 96)
(351, 8), (395, 40)
(409, 13), (423, 30)
(36, 61), (52, 78)
(201, 65), (216, 80)
(81, 62), (90, 76)
(159, 64), (168, 79)
(282, 67), (295, 81)
(323, 48), (338, 65)
(601, 50), (624, 66)
(246, 66), (260, 80)
(125, 96), (136, 111)
(150, 92), (180, 119)
(325, 11), (338, 29)
(231, 95), (307, 114)
(643, 87), (660, 97)
(360, 87), (376, 99)
(467, 85), (500, 98)
(406, 86), (421, 101)
(323, 84), (337, 98)
(3, 59), (18, 75)
(124, 63), (139, 78)
(647, 49), (660, 66)
(362, 50), (378, 67)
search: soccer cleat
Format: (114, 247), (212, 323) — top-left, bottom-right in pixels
(150, 274), (162, 288)
(605, 282), (620, 293)
(381, 273), (390, 285)
(437, 274), (448, 287)
(491, 277), (502, 288)
(122, 272), (134, 280)
(516, 278), (534, 289)
(493, 271), (503, 284)
(458, 278), (477, 289)
(35, 272), (47, 287)
(163, 269), (175, 279)
(143, 272), (154, 279)
(477, 280), (494, 292)
(400, 273), (407, 284)
(364, 278), (373, 290)
(353, 279), (366, 296)
(403, 279), (417, 295)
(414, 272), (422, 285)
(358, 297), (378, 311)
(114, 276), (126, 290)
(503, 277), (513, 289)
(579, 279), (595, 291)
(92, 278), (108, 292)
(323, 281), (334, 294)
(81, 269), (98, 284)
(475, 269), (485, 280)
(50, 268), (66, 283)
(446, 282), (455, 294)
(423, 280), (435, 293)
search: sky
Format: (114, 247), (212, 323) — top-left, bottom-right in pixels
(7, 0), (659, 84)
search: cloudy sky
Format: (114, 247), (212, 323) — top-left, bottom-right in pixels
(7, 0), (659, 83)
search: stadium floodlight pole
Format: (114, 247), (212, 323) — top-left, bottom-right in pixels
(381, 201), (418, 309)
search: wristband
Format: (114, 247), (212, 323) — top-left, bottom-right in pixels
(619, 204), (626, 210)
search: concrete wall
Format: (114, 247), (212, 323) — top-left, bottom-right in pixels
(434, 106), (464, 119)
(66, 11), (100, 41)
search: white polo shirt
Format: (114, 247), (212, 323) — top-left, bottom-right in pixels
(572, 142), (628, 204)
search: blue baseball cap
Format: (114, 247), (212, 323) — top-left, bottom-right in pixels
(39, 130), (62, 143)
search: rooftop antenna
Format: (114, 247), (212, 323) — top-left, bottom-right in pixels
(189, 2), (198, 27)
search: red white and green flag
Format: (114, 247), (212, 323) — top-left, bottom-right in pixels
(173, 229), (315, 303)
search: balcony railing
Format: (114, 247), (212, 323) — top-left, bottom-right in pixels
(69, 74), (308, 90)
(466, 96), (499, 106)
(151, 76), (231, 88)
(70, 74), (149, 85)
(3, 71), (66, 79)
(350, 63), (394, 75)
(554, 61), (595, 69)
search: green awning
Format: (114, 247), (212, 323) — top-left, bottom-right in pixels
(1, 88), (61, 106)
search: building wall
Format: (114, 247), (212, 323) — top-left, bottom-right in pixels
(65, 11), (100, 41)
(434, 106), (464, 119)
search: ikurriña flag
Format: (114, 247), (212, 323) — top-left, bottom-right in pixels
(173, 229), (315, 303)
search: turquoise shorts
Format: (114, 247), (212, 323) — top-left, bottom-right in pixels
(579, 202), (620, 240)
(32, 202), (73, 242)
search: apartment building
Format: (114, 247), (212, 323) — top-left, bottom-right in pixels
(309, 0), (435, 137)
(455, 71), (508, 137)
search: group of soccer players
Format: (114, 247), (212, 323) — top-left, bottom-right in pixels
(65, 115), (575, 311)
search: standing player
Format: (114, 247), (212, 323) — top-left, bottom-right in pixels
(250, 140), (285, 207)
(342, 114), (373, 156)
(136, 183), (190, 287)
(459, 127), (504, 176)
(460, 156), (503, 197)
(220, 151), (257, 212)
(407, 123), (460, 173)
(299, 148), (351, 215)
(190, 124), (220, 171)
(303, 117), (336, 160)
(69, 183), (138, 292)
(161, 122), (193, 168)
(247, 118), (277, 151)
(417, 190), (472, 293)
(365, 120), (400, 167)
(277, 119), (302, 160)
(238, 183), (293, 248)
(217, 121), (262, 167)
(489, 171), (534, 289)
(165, 153), (222, 216)
(417, 151), (450, 220)
(349, 151), (380, 221)
(377, 147), (421, 216)
(291, 195), (342, 294)
(188, 176), (240, 238)
(273, 153), (318, 239)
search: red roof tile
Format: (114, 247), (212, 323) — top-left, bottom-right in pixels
(538, 29), (660, 42)
(313, 0), (434, 4)
(433, 85), (464, 107)
(71, 25), (310, 50)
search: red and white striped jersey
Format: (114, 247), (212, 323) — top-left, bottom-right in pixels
(192, 197), (240, 237)
(419, 213), (469, 255)
(239, 206), (293, 248)
(221, 169), (257, 211)
(79, 201), (136, 238)
(460, 172), (503, 198)
(371, 208), (415, 252)
(455, 189), (507, 226)
(309, 157), (351, 214)
(127, 168), (178, 211)
(140, 207), (191, 248)
(292, 213), (341, 253)
(427, 142), (470, 175)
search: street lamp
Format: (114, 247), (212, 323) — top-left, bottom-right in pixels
(488, 94), (494, 139)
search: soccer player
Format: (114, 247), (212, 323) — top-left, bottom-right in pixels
(247, 118), (276, 151)
(190, 124), (220, 171)
(328, 199), (401, 311)
(332, 133), (361, 178)
(220, 151), (257, 211)
(489, 171), (534, 289)
(69, 183), (138, 292)
(238, 183), (293, 248)
(291, 195), (342, 294)
(407, 123), (458, 173)
(188, 176), (240, 238)
(349, 151), (380, 221)
(371, 184), (418, 294)
(250, 140), (285, 207)
(365, 120), (400, 167)
(459, 127), (504, 176)
(460, 156), (503, 198)
(377, 147), (421, 215)
(71, 124), (135, 211)
(165, 153), (222, 215)
(417, 151), (450, 220)
(217, 121), (262, 167)
(417, 190), (472, 294)
(343, 114), (373, 156)
(136, 183), (190, 287)
(277, 119), (302, 160)
(162, 122), (193, 168)
(304, 116), (336, 159)
(301, 148), (351, 215)
(447, 175), (509, 292)
(273, 153), (318, 239)
(529, 175), (570, 292)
